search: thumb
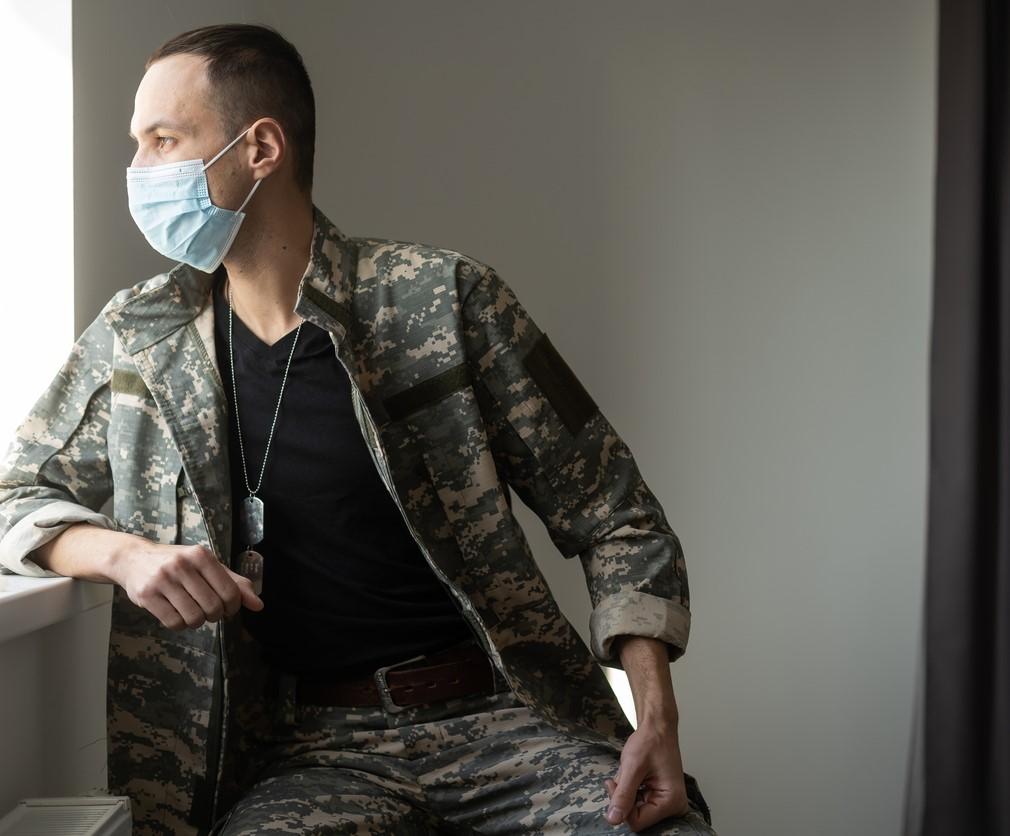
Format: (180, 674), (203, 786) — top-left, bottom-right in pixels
(228, 569), (265, 611)
(606, 761), (645, 825)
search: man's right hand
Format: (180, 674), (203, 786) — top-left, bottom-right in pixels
(30, 522), (264, 630)
(112, 540), (265, 630)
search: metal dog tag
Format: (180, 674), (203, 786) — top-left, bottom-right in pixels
(238, 549), (264, 596)
(239, 495), (264, 545)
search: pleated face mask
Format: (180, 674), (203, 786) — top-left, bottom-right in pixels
(126, 124), (264, 273)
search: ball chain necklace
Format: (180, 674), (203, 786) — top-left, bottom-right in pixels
(227, 278), (303, 595)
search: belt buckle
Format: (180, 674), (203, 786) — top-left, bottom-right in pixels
(373, 653), (426, 713)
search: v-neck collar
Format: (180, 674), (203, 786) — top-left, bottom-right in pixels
(213, 271), (327, 366)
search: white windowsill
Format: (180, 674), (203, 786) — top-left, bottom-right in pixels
(0, 575), (113, 645)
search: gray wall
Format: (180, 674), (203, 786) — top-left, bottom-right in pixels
(74, 2), (936, 833)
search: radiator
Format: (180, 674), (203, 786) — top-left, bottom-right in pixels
(0, 797), (131, 835)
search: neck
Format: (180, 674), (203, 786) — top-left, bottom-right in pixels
(220, 193), (315, 347)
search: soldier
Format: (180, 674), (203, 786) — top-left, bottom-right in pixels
(0, 22), (716, 836)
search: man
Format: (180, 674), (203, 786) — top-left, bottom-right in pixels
(0, 22), (715, 836)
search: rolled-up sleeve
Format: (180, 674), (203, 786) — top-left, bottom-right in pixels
(0, 308), (118, 577)
(458, 261), (691, 669)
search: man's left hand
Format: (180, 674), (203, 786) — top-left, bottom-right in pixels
(603, 716), (690, 830)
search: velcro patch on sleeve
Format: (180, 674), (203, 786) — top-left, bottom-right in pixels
(111, 368), (150, 398)
(522, 332), (598, 437)
(383, 362), (472, 422)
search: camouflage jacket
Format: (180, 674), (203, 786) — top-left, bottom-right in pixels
(0, 204), (691, 835)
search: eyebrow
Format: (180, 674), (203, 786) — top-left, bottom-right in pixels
(127, 118), (190, 141)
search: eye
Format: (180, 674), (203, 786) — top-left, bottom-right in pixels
(157, 136), (175, 149)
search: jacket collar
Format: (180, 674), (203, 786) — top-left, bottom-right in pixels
(105, 203), (357, 353)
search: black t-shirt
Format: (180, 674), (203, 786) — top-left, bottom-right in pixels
(211, 269), (474, 677)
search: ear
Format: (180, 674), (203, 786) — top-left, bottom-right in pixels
(246, 117), (285, 179)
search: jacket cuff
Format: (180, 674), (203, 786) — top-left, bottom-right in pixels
(589, 589), (691, 669)
(0, 502), (116, 577)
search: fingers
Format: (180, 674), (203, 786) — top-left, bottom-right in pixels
(187, 553), (241, 618)
(177, 562), (230, 624)
(603, 729), (696, 831)
(135, 545), (264, 630)
(143, 590), (194, 632)
(193, 559), (243, 618)
(625, 805), (659, 831)
(153, 548), (222, 628)
(606, 775), (680, 831)
(606, 758), (647, 825)
(226, 568), (265, 611)
(183, 546), (264, 618)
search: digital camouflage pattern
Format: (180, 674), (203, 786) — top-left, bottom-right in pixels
(211, 660), (714, 834)
(0, 204), (694, 835)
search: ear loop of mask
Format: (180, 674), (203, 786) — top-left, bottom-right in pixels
(236, 178), (263, 213)
(203, 124), (255, 170)
(203, 124), (263, 213)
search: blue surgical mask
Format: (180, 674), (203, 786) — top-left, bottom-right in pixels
(125, 125), (265, 273)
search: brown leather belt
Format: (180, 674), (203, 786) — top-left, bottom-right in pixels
(288, 639), (503, 713)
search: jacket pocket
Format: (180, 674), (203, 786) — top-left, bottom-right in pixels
(111, 449), (184, 545)
(109, 366), (185, 544)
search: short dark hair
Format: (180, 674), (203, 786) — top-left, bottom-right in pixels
(146, 23), (315, 195)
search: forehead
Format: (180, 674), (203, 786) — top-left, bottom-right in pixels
(130, 53), (214, 137)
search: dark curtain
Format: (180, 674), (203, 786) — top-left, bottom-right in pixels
(922, 0), (1010, 832)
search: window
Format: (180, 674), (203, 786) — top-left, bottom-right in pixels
(0, 0), (74, 447)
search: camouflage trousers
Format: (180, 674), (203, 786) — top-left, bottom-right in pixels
(208, 650), (717, 835)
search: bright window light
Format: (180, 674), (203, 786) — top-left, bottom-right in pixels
(605, 665), (638, 728)
(0, 0), (74, 448)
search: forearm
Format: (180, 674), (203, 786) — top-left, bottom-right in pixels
(614, 635), (679, 730)
(31, 521), (147, 585)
